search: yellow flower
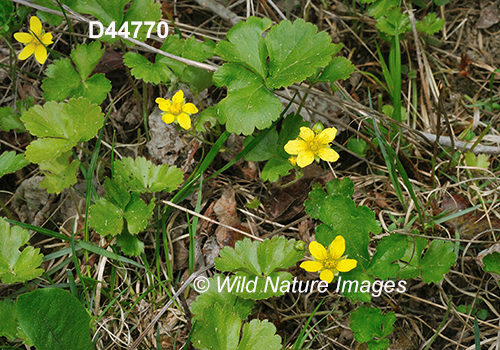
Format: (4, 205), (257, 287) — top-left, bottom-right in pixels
(300, 236), (357, 283)
(155, 90), (198, 130)
(13, 16), (53, 64)
(284, 126), (340, 168)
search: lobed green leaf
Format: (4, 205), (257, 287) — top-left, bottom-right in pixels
(0, 217), (44, 284)
(0, 151), (29, 178)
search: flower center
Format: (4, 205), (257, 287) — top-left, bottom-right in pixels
(307, 140), (321, 153)
(323, 259), (337, 270)
(171, 103), (182, 115)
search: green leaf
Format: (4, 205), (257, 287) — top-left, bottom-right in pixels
(116, 228), (145, 256)
(89, 197), (124, 236)
(347, 138), (367, 156)
(195, 106), (218, 132)
(190, 274), (254, 321)
(367, 0), (398, 19)
(89, 179), (155, 237)
(124, 52), (172, 85)
(366, 234), (407, 279)
(122, 0), (161, 42)
(306, 183), (381, 269)
(376, 8), (411, 36)
(192, 303), (240, 350)
(261, 157), (294, 182)
(350, 306), (395, 349)
(70, 0), (130, 26)
(397, 236), (456, 283)
(337, 269), (374, 302)
(21, 98), (105, 163)
(17, 288), (93, 350)
(0, 151), (29, 178)
(215, 16), (272, 80)
(114, 156), (184, 193)
(482, 252), (500, 276)
(396, 235), (428, 279)
(416, 13), (445, 35)
(0, 299), (18, 341)
(317, 56), (355, 83)
(244, 113), (307, 181)
(215, 236), (304, 276)
(265, 19), (336, 89)
(42, 43), (111, 104)
(434, 0), (451, 5)
(214, 63), (282, 135)
(0, 217), (44, 284)
(465, 152), (490, 170)
(305, 178), (355, 218)
(0, 106), (25, 131)
(123, 193), (155, 234)
(158, 35), (215, 94)
(71, 41), (104, 79)
(39, 152), (80, 194)
(239, 319), (282, 350)
(419, 240), (456, 283)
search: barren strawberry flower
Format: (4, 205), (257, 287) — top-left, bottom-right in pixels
(14, 16), (53, 64)
(300, 236), (357, 283)
(155, 90), (198, 130)
(284, 126), (340, 168)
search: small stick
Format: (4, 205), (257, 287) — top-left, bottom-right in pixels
(408, 10), (435, 132)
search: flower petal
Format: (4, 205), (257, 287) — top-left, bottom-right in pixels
(176, 113), (191, 130)
(30, 16), (42, 37)
(298, 127), (315, 142)
(34, 45), (48, 64)
(337, 259), (357, 272)
(18, 44), (35, 60)
(161, 113), (175, 125)
(13, 32), (34, 43)
(41, 32), (53, 45)
(317, 147), (340, 163)
(296, 150), (314, 167)
(316, 127), (337, 144)
(320, 269), (334, 283)
(308, 241), (327, 261)
(300, 261), (323, 272)
(156, 98), (171, 112)
(182, 103), (198, 114)
(172, 90), (184, 104)
(329, 236), (346, 260)
(284, 139), (306, 155)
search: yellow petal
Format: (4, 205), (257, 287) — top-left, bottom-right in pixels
(308, 241), (327, 261)
(289, 156), (297, 166)
(161, 113), (175, 124)
(41, 32), (53, 45)
(14, 32), (34, 43)
(329, 236), (346, 260)
(300, 261), (323, 272)
(176, 113), (191, 130)
(284, 139), (306, 155)
(316, 127), (337, 144)
(296, 150), (314, 167)
(337, 259), (357, 272)
(156, 98), (171, 112)
(320, 269), (334, 283)
(172, 90), (184, 104)
(18, 44), (35, 60)
(298, 127), (315, 142)
(317, 147), (340, 163)
(30, 16), (42, 37)
(34, 45), (48, 64)
(182, 103), (198, 114)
